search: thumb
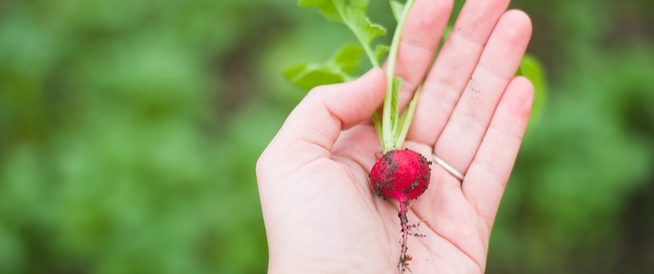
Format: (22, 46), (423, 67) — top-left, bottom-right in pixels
(263, 68), (386, 164)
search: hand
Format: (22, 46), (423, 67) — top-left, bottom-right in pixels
(256, 0), (533, 273)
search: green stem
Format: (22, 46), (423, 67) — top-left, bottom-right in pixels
(382, 0), (416, 151)
(372, 112), (383, 146)
(394, 84), (421, 148)
(330, 3), (381, 69)
(361, 42), (380, 68)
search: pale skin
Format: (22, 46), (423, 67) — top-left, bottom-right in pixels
(256, 0), (533, 273)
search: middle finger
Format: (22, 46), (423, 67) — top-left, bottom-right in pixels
(407, 0), (511, 145)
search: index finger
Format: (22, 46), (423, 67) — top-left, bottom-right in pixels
(390, 0), (453, 106)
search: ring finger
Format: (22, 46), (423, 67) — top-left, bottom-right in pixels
(432, 10), (532, 177)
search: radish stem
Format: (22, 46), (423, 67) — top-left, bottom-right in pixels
(382, 0), (416, 151)
(394, 84), (422, 148)
(372, 112), (383, 146)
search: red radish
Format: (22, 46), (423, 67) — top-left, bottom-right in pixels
(370, 149), (431, 201)
(370, 148), (431, 271)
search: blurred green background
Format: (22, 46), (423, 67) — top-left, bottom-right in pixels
(0, 0), (652, 273)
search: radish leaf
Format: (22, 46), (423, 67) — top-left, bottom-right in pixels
(298, 0), (341, 21)
(516, 54), (547, 128)
(335, 44), (366, 73)
(374, 44), (390, 63)
(390, 1), (405, 22)
(285, 65), (350, 90)
(285, 44), (363, 90)
(298, 0), (387, 67)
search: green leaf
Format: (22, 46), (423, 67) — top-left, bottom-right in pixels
(298, 0), (341, 21)
(284, 44), (363, 90)
(361, 19), (387, 44)
(516, 54), (547, 129)
(334, 44), (364, 73)
(299, 0), (372, 19)
(373, 44), (389, 63)
(390, 1), (405, 22)
(284, 64), (349, 90)
(298, 0), (386, 67)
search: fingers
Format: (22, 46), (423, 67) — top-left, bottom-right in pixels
(432, 10), (532, 176)
(391, 0), (453, 106)
(260, 68), (386, 169)
(407, 0), (511, 145)
(462, 76), (533, 228)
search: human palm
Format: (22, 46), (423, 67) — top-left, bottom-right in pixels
(257, 0), (533, 273)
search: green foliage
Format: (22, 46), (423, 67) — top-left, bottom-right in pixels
(390, 1), (406, 22)
(288, 0), (547, 151)
(284, 0), (393, 90)
(516, 54), (547, 125)
(373, 44), (391, 63)
(284, 45), (362, 90)
(299, 0), (387, 45)
(298, 0), (387, 67)
(291, 0), (419, 151)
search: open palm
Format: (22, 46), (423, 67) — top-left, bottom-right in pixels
(256, 0), (533, 273)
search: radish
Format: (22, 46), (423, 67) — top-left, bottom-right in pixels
(370, 149), (431, 202)
(370, 148), (431, 272)
(287, 0), (430, 272)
